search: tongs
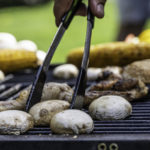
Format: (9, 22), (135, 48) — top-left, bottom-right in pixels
(70, 8), (94, 109)
(25, 0), (94, 112)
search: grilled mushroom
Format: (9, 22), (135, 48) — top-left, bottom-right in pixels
(84, 78), (148, 106)
(50, 109), (94, 134)
(53, 64), (79, 79)
(0, 82), (73, 112)
(87, 68), (103, 81)
(87, 66), (122, 81)
(123, 59), (150, 84)
(0, 110), (34, 135)
(29, 100), (70, 126)
(89, 95), (132, 120)
(0, 70), (5, 80)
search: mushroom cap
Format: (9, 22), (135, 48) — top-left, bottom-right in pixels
(50, 109), (94, 134)
(29, 100), (70, 126)
(89, 95), (132, 120)
(53, 64), (79, 79)
(0, 33), (17, 49)
(0, 110), (34, 135)
(17, 40), (37, 51)
(87, 68), (102, 81)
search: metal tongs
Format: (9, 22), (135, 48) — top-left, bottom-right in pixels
(25, 0), (94, 112)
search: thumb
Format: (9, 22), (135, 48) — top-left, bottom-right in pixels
(89, 0), (106, 18)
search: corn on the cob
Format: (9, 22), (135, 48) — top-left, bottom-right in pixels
(67, 42), (150, 67)
(0, 49), (38, 73)
(139, 29), (150, 43)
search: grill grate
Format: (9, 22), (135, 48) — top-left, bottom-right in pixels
(25, 99), (150, 135)
(1, 65), (150, 135)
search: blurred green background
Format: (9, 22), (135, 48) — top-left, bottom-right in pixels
(0, 0), (119, 63)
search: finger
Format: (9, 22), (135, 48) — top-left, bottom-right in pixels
(76, 3), (87, 16)
(89, 0), (106, 18)
(54, 0), (73, 26)
(54, 0), (87, 26)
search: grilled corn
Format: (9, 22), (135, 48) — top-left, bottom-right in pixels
(0, 49), (38, 72)
(67, 42), (150, 67)
(139, 29), (150, 43)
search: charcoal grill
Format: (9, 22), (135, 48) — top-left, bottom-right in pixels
(0, 64), (150, 150)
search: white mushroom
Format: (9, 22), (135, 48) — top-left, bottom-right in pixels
(29, 100), (70, 126)
(53, 64), (79, 79)
(50, 109), (94, 134)
(0, 33), (17, 49)
(89, 95), (132, 120)
(17, 40), (37, 51)
(0, 70), (5, 80)
(87, 68), (103, 81)
(0, 110), (34, 135)
(36, 50), (46, 65)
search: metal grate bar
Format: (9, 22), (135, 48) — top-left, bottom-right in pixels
(94, 127), (150, 130)
(92, 131), (150, 134)
(94, 120), (150, 123)
(26, 131), (51, 135)
(0, 84), (22, 98)
(94, 124), (150, 127)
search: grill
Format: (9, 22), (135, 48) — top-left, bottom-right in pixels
(0, 64), (150, 150)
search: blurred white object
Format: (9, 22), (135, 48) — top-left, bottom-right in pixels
(53, 64), (79, 79)
(125, 34), (140, 44)
(36, 50), (46, 65)
(0, 33), (17, 49)
(17, 40), (37, 51)
(0, 70), (5, 80)
(87, 68), (102, 81)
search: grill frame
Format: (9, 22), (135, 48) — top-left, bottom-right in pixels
(0, 64), (150, 150)
(1, 134), (150, 150)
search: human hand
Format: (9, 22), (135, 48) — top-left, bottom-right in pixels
(54, 0), (106, 26)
